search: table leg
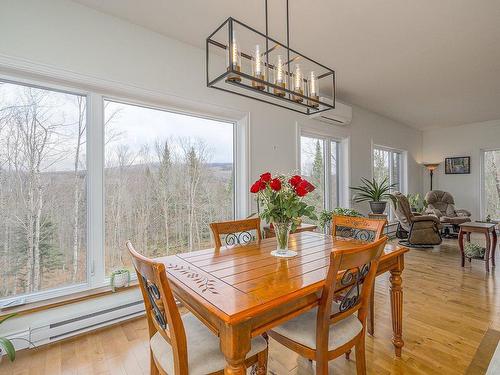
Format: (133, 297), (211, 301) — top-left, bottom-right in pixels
(220, 323), (251, 375)
(390, 258), (404, 357)
(492, 229), (497, 267)
(459, 229), (466, 267)
(485, 231), (491, 273)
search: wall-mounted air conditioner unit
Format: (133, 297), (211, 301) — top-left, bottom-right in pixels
(310, 98), (352, 125)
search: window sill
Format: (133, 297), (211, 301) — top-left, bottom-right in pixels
(0, 282), (139, 319)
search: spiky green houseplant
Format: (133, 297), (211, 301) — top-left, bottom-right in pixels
(0, 313), (16, 362)
(350, 177), (397, 214)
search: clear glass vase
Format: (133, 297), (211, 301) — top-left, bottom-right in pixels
(271, 221), (297, 258)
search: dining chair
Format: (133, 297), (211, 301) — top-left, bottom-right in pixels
(210, 217), (262, 248)
(126, 241), (268, 375)
(331, 215), (386, 336)
(331, 215), (386, 242)
(268, 236), (387, 375)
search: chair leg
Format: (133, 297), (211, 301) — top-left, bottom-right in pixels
(150, 351), (160, 375)
(368, 286), (375, 336)
(355, 336), (367, 375)
(256, 349), (268, 375)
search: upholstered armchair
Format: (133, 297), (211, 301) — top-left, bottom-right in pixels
(392, 192), (442, 247)
(424, 190), (472, 225)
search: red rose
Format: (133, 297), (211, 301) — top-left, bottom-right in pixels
(270, 178), (282, 191)
(297, 179), (315, 193)
(260, 172), (272, 183)
(250, 180), (261, 193)
(295, 186), (308, 197)
(289, 175), (302, 187)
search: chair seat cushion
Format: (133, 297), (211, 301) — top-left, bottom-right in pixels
(440, 216), (471, 225)
(271, 306), (363, 351)
(150, 313), (267, 375)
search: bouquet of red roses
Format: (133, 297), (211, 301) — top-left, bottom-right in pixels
(250, 172), (317, 232)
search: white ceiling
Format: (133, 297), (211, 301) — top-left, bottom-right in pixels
(73, 0), (500, 130)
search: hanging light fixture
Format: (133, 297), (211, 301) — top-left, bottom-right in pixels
(206, 0), (336, 115)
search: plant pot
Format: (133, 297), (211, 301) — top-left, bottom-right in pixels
(369, 201), (387, 214)
(270, 221), (297, 258)
(111, 270), (130, 291)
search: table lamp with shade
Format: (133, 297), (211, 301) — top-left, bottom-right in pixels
(423, 163), (440, 190)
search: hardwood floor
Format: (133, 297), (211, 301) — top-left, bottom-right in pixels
(1, 238), (499, 374)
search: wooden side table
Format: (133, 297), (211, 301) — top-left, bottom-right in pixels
(458, 222), (497, 272)
(264, 223), (317, 238)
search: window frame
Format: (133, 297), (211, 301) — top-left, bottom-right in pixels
(0, 72), (246, 307)
(299, 130), (345, 212)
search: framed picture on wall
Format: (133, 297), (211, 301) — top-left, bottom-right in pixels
(445, 156), (470, 174)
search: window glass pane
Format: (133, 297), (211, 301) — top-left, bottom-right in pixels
(392, 152), (401, 191)
(104, 101), (234, 274)
(300, 136), (325, 222)
(484, 150), (500, 220)
(330, 141), (339, 207)
(0, 81), (87, 299)
(373, 148), (389, 183)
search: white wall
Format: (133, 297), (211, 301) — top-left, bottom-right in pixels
(0, 0), (423, 338)
(422, 119), (500, 219)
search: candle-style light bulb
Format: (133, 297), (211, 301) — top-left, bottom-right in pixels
(308, 71), (319, 108)
(292, 64), (303, 103)
(273, 55), (286, 96)
(226, 30), (241, 82)
(252, 44), (265, 90)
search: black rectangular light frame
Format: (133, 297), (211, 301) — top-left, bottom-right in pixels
(206, 17), (336, 115)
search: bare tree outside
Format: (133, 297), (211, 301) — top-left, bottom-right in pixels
(484, 150), (500, 220)
(103, 101), (234, 274)
(0, 82), (87, 298)
(300, 136), (325, 223)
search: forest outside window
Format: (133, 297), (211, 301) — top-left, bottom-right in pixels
(373, 146), (405, 220)
(482, 149), (500, 220)
(104, 100), (235, 275)
(0, 77), (237, 306)
(300, 135), (341, 224)
(0, 80), (88, 301)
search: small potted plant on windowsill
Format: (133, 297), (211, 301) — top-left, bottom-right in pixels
(0, 313), (17, 364)
(350, 177), (397, 214)
(110, 268), (131, 292)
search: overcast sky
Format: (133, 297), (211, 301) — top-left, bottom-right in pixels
(105, 100), (234, 164)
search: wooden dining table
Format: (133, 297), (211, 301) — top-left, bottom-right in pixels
(157, 231), (409, 374)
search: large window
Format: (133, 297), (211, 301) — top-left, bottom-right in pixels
(0, 81), (87, 299)
(483, 149), (500, 220)
(300, 135), (341, 223)
(0, 76), (238, 305)
(373, 146), (405, 219)
(104, 101), (234, 274)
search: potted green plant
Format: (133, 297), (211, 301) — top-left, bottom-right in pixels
(0, 313), (17, 363)
(350, 177), (397, 214)
(318, 208), (363, 233)
(110, 268), (131, 292)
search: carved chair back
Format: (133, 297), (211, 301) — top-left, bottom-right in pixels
(317, 236), (387, 352)
(127, 241), (188, 374)
(331, 215), (386, 242)
(210, 217), (262, 248)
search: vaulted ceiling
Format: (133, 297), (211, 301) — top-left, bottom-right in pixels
(73, 0), (500, 130)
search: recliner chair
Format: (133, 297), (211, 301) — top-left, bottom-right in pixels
(424, 190), (471, 237)
(392, 192), (442, 248)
